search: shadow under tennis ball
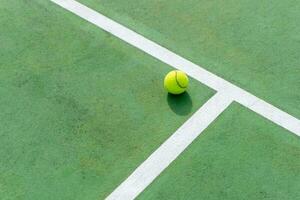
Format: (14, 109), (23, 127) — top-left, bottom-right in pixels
(167, 92), (193, 116)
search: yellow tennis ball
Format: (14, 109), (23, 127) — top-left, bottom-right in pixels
(164, 70), (189, 95)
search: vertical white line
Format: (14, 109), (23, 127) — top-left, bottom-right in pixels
(106, 92), (233, 200)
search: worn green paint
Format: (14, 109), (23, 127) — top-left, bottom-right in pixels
(139, 103), (300, 200)
(0, 1), (214, 199)
(79, 0), (300, 119)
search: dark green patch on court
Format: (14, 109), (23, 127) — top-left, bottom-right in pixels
(0, 1), (214, 199)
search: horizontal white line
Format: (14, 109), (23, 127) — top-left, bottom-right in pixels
(50, 0), (300, 136)
(233, 89), (300, 134)
(106, 92), (233, 199)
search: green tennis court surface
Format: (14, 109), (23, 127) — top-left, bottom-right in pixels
(139, 104), (300, 199)
(0, 1), (213, 199)
(1, 0), (300, 199)
(79, 0), (300, 119)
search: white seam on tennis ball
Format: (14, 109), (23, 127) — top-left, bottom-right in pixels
(174, 71), (187, 89)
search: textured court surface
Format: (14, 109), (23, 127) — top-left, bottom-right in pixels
(0, 1), (213, 199)
(78, 0), (300, 119)
(139, 104), (300, 199)
(1, 0), (300, 200)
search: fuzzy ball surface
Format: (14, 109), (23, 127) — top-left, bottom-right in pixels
(164, 70), (189, 95)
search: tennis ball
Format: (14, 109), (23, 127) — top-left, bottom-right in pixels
(164, 70), (189, 95)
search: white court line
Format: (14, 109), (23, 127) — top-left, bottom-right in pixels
(49, 0), (300, 199)
(51, 0), (300, 136)
(106, 92), (232, 199)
